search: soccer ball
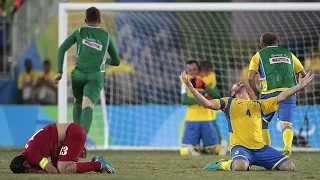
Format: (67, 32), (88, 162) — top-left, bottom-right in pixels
(180, 147), (190, 156)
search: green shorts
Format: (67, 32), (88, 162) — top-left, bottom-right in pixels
(71, 68), (104, 104)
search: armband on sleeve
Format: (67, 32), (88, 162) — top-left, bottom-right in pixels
(39, 157), (49, 169)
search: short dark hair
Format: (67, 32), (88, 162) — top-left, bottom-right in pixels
(25, 58), (32, 64)
(186, 60), (199, 66)
(86, 7), (100, 23)
(200, 60), (213, 72)
(43, 60), (51, 65)
(10, 155), (28, 173)
(260, 32), (278, 47)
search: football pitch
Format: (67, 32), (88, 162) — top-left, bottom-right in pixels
(1, 148), (320, 180)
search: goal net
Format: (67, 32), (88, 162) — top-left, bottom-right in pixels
(58, 3), (320, 151)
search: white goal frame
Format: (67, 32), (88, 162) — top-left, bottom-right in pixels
(58, 2), (320, 151)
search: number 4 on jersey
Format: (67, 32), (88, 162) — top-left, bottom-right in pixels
(246, 109), (251, 117)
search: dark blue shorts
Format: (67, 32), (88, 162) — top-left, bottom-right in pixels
(182, 121), (219, 147)
(231, 145), (289, 170)
(261, 91), (296, 126)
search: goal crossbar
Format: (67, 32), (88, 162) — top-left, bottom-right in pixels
(59, 2), (320, 12)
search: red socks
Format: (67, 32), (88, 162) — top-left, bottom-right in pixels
(76, 162), (101, 173)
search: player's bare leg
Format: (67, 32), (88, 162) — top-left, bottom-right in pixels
(280, 121), (293, 158)
(57, 158), (115, 174)
(278, 159), (295, 171)
(232, 160), (249, 171)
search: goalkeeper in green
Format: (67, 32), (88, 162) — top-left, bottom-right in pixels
(54, 7), (120, 157)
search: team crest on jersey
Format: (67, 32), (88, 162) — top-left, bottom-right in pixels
(269, 57), (291, 64)
(82, 39), (102, 51)
(235, 150), (239, 155)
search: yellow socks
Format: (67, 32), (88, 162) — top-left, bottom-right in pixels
(214, 145), (221, 154)
(262, 129), (271, 146)
(221, 160), (233, 171)
(283, 126), (293, 150)
(207, 145), (221, 154)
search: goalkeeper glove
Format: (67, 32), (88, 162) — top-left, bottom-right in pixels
(190, 76), (208, 89)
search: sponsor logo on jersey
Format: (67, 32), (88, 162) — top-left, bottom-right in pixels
(235, 150), (239, 155)
(269, 57), (291, 64)
(82, 39), (102, 51)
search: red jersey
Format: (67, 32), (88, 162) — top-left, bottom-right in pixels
(23, 124), (59, 168)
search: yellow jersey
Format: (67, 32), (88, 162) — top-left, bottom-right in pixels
(181, 74), (212, 121)
(215, 96), (279, 149)
(202, 72), (217, 120)
(249, 51), (304, 94)
(17, 70), (41, 89)
(304, 57), (320, 73)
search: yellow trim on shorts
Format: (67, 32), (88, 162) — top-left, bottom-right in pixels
(271, 157), (287, 170)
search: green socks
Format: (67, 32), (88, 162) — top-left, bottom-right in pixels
(73, 102), (82, 125)
(80, 107), (93, 134)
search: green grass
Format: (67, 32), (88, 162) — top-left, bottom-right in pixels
(1, 149), (320, 180)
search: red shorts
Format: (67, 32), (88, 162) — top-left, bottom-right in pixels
(57, 123), (86, 162)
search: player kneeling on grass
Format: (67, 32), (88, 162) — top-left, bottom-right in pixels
(181, 71), (315, 171)
(10, 123), (115, 174)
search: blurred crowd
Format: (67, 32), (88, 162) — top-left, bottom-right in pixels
(0, 0), (24, 73)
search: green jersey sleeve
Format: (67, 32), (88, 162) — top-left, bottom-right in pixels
(58, 30), (77, 74)
(106, 36), (120, 66)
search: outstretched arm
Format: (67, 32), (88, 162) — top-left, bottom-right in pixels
(180, 71), (220, 110)
(57, 31), (77, 74)
(277, 71), (315, 103)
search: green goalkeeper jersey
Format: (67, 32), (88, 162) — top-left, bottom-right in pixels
(58, 26), (120, 73)
(249, 46), (304, 94)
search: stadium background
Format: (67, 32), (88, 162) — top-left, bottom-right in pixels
(0, 0), (319, 150)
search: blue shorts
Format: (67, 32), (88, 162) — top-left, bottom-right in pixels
(261, 91), (296, 125)
(231, 145), (289, 170)
(182, 121), (219, 147)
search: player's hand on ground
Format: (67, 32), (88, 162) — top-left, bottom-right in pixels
(298, 71), (315, 89)
(180, 71), (192, 87)
(54, 73), (62, 84)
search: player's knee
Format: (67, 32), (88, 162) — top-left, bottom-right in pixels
(57, 165), (69, 174)
(279, 160), (295, 171)
(82, 96), (94, 109)
(57, 162), (75, 174)
(232, 160), (249, 171)
(280, 121), (292, 129)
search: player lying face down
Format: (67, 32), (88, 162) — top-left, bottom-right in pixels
(181, 71), (314, 171)
(10, 123), (115, 174)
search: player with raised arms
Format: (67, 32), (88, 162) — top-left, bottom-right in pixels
(248, 32), (306, 158)
(10, 123), (115, 174)
(54, 7), (120, 157)
(180, 70), (314, 171)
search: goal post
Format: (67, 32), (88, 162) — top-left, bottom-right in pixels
(58, 2), (320, 151)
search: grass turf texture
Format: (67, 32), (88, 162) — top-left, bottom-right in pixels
(1, 148), (319, 180)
